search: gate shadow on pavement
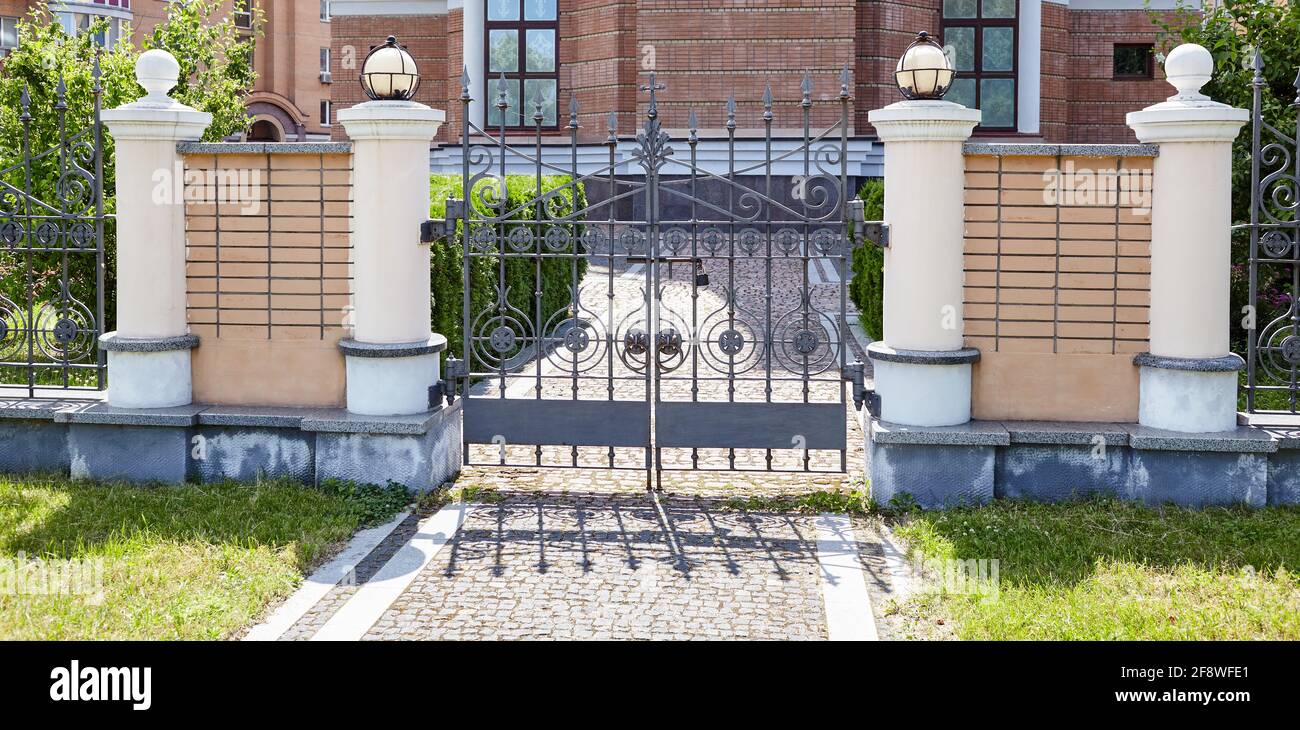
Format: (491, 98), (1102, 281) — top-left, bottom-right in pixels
(439, 491), (822, 582)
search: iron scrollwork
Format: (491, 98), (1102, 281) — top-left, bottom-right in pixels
(0, 60), (108, 395)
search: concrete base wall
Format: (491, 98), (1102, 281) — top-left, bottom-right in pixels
(0, 404), (462, 492)
(869, 440), (994, 509)
(867, 417), (1296, 509)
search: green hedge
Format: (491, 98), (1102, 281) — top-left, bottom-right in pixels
(429, 174), (587, 360)
(849, 178), (884, 340)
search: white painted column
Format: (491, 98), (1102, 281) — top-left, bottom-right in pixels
(100, 50), (211, 408)
(866, 100), (981, 426)
(461, 0), (486, 130)
(1017, 0), (1042, 136)
(1127, 43), (1248, 433)
(337, 100), (446, 416)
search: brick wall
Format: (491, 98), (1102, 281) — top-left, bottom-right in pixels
(963, 150), (1153, 421)
(1067, 9), (1178, 143)
(183, 150), (353, 407)
(634, 0), (856, 134)
(1040, 1), (1070, 142)
(329, 13), (449, 142)
(856, 0), (941, 136)
(567, 0), (638, 141)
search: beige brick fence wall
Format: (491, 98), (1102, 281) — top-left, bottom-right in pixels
(962, 145), (1155, 422)
(182, 146), (353, 407)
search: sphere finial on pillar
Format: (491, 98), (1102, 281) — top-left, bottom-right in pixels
(1163, 43), (1213, 101)
(135, 49), (181, 102)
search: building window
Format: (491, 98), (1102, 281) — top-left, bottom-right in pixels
(320, 46), (331, 82)
(485, 0), (559, 128)
(234, 3), (253, 30)
(56, 12), (126, 48)
(320, 100), (331, 127)
(321, 1), (330, 22)
(1113, 44), (1154, 80)
(1, 17), (19, 58)
(941, 0), (1017, 131)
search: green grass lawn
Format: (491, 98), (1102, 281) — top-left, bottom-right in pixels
(891, 498), (1300, 640)
(0, 474), (410, 640)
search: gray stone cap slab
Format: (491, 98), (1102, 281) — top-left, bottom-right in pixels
(176, 142), (352, 154)
(1133, 352), (1244, 372)
(338, 335), (448, 359)
(99, 332), (200, 352)
(871, 418), (1010, 446)
(300, 405), (454, 435)
(866, 342), (980, 365)
(1001, 420), (1130, 446)
(1261, 427), (1300, 450)
(196, 405), (318, 429)
(963, 142), (1159, 158)
(0, 397), (103, 421)
(1126, 424), (1278, 453)
(55, 403), (207, 427)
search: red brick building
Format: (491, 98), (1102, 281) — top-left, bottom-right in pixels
(0, 1), (333, 141)
(327, 0), (1193, 159)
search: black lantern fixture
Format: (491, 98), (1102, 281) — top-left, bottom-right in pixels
(894, 31), (955, 101)
(359, 36), (420, 101)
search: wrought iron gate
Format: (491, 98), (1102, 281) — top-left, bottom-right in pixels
(445, 71), (860, 481)
(0, 65), (108, 396)
(1242, 52), (1300, 413)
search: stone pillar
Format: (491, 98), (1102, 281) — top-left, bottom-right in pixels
(337, 100), (446, 416)
(100, 50), (211, 408)
(1127, 44), (1248, 433)
(866, 100), (982, 426)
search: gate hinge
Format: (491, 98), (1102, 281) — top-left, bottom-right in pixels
(858, 221), (889, 249)
(431, 357), (468, 408)
(847, 199), (888, 248)
(844, 358), (877, 415)
(420, 219), (449, 244)
(420, 199), (465, 245)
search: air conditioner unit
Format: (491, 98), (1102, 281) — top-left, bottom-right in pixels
(320, 71), (332, 83)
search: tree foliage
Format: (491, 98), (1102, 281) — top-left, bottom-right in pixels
(0, 0), (261, 366)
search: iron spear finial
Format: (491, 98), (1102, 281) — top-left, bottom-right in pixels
(801, 71), (812, 108)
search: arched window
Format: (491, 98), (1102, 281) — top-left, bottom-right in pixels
(485, 0), (559, 130)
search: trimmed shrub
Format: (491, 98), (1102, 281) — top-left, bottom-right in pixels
(849, 178), (884, 340)
(429, 174), (588, 361)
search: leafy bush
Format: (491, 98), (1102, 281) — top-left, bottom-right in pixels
(0, 1), (260, 385)
(849, 178), (884, 340)
(429, 174), (587, 361)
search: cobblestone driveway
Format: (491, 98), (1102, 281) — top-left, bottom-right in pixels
(367, 489), (829, 640)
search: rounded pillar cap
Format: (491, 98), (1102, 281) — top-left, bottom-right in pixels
(1126, 42), (1248, 143)
(137, 49), (181, 101)
(1164, 44), (1213, 101)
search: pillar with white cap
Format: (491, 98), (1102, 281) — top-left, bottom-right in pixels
(337, 37), (447, 416)
(100, 50), (211, 408)
(1127, 43), (1249, 432)
(867, 32), (982, 427)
